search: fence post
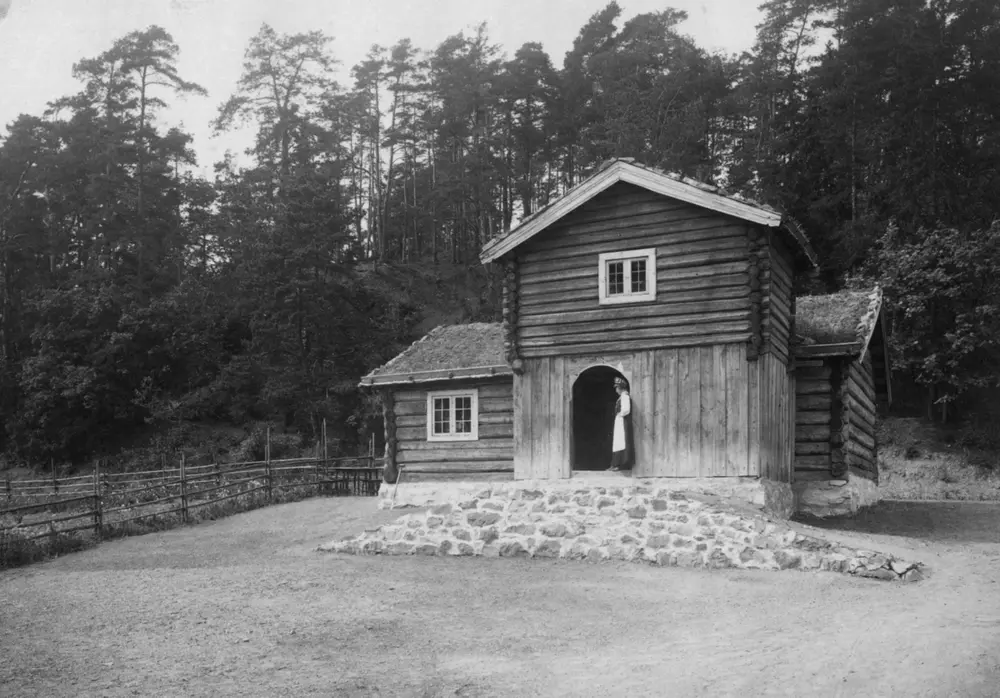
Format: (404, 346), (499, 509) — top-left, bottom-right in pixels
(264, 427), (273, 501)
(179, 453), (189, 524)
(93, 459), (103, 539)
(51, 457), (57, 495)
(4, 475), (10, 501)
(321, 419), (328, 495)
(160, 453), (166, 488)
(214, 456), (221, 487)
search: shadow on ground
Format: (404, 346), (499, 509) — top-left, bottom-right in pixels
(794, 500), (1000, 544)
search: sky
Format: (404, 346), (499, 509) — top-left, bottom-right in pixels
(0, 0), (763, 176)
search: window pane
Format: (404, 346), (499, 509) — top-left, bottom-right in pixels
(607, 261), (624, 295)
(454, 396), (472, 433)
(433, 397), (451, 434)
(630, 259), (647, 293)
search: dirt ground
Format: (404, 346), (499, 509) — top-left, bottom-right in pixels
(2, 498), (1000, 698)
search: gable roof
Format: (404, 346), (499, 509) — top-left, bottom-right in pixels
(480, 158), (819, 267)
(795, 286), (884, 358)
(358, 323), (510, 387)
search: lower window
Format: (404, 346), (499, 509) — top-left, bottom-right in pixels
(426, 389), (479, 441)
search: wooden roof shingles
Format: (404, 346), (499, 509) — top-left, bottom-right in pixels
(795, 286), (884, 357)
(358, 323), (510, 387)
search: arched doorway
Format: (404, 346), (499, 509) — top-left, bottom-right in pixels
(572, 365), (627, 471)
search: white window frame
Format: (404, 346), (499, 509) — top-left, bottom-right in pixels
(426, 389), (479, 442)
(598, 248), (657, 305)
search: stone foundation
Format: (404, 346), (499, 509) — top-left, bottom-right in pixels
(325, 481), (922, 582)
(380, 474), (795, 520)
(793, 471), (881, 518)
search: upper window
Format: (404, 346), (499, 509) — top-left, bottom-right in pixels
(598, 248), (657, 305)
(426, 389), (479, 442)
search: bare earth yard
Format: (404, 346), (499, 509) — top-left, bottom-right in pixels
(3, 498), (1000, 698)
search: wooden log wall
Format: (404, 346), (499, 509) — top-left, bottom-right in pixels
(760, 231), (794, 364)
(747, 229), (764, 361)
(832, 361), (849, 479)
(793, 358), (833, 478)
(752, 352), (794, 483)
(515, 182), (752, 358)
(515, 345), (763, 480)
(846, 353), (878, 481)
(392, 379), (514, 482)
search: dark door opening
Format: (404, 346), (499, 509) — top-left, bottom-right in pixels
(572, 366), (626, 471)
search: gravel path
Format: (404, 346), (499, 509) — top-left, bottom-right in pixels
(2, 497), (1000, 697)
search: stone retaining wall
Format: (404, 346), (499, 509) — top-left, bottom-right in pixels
(323, 483), (923, 583)
(379, 475), (795, 520)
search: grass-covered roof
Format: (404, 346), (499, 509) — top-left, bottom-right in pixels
(796, 286), (883, 354)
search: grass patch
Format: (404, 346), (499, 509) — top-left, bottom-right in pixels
(878, 417), (1000, 501)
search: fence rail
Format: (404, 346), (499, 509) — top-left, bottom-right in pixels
(0, 425), (385, 567)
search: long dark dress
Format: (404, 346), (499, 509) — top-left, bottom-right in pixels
(610, 393), (635, 469)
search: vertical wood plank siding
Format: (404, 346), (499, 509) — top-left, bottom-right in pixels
(754, 352), (794, 482)
(515, 183), (751, 357)
(793, 359), (833, 478)
(393, 379), (515, 481)
(514, 345), (765, 480)
(846, 353), (879, 480)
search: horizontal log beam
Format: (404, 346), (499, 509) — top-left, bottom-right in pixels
(521, 220), (747, 262)
(362, 365), (511, 387)
(797, 394), (832, 411)
(795, 441), (831, 456)
(394, 398), (513, 417)
(796, 425), (831, 442)
(519, 321), (750, 350)
(794, 455), (832, 471)
(396, 412), (513, 429)
(796, 411), (831, 426)
(520, 308), (750, 339)
(521, 333), (750, 358)
(399, 450), (514, 472)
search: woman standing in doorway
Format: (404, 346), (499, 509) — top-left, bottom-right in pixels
(608, 376), (634, 472)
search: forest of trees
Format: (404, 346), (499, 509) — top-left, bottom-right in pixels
(1, 0), (999, 465)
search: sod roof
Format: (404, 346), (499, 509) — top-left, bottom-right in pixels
(795, 286), (883, 354)
(359, 323), (509, 387)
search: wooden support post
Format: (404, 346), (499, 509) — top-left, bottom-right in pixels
(93, 459), (103, 538)
(265, 426), (273, 501)
(382, 390), (398, 485)
(214, 456), (221, 487)
(5, 475), (10, 501)
(160, 453), (166, 488)
(321, 418), (328, 494)
(51, 457), (57, 495)
(179, 453), (189, 524)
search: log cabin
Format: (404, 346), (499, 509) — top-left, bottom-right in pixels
(792, 287), (890, 516)
(361, 159), (888, 518)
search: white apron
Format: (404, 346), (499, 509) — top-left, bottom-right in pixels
(612, 393), (631, 452)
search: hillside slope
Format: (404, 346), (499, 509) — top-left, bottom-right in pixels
(879, 417), (1000, 501)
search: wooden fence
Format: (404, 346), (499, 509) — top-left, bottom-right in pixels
(0, 430), (384, 558)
